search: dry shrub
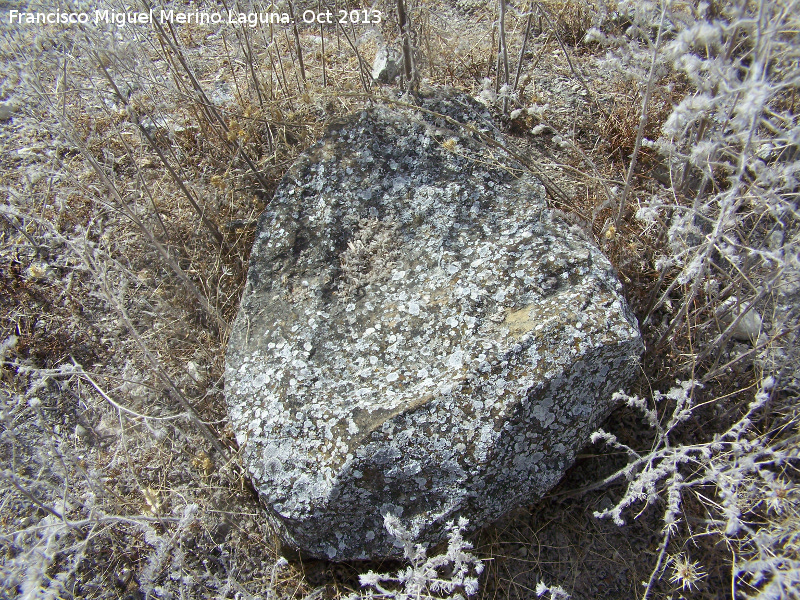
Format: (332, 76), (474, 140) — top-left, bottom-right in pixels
(539, 0), (594, 47)
(599, 75), (676, 163)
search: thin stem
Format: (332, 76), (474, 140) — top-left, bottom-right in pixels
(616, 2), (668, 227)
(320, 0), (327, 87)
(513, 11), (533, 93)
(288, 0), (307, 85)
(642, 530), (671, 600)
(498, 0), (510, 114)
(397, 0), (415, 87)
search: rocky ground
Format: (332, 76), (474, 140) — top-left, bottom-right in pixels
(1, 0), (795, 598)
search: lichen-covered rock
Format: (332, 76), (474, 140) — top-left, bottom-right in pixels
(225, 91), (643, 560)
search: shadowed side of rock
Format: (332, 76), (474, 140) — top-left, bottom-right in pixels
(225, 91), (643, 560)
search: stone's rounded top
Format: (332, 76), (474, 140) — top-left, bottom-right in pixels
(225, 91), (643, 560)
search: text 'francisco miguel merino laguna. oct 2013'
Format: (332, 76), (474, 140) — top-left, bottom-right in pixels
(6, 7), (384, 28)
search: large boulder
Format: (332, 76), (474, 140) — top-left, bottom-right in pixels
(225, 91), (643, 560)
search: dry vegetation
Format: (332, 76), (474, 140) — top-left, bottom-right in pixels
(0, 0), (798, 598)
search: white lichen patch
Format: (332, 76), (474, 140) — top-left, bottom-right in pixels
(225, 91), (643, 560)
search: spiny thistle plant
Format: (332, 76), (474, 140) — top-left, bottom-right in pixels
(355, 515), (484, 600)
(592, 377), (799, 599)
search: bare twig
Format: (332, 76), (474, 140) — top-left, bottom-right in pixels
(498, 0), (510, 114)
(397, 0), (416, 88)
(513, 10), (534, 94)
(287, 0), (307, 85)
(616, 2), (668, 227)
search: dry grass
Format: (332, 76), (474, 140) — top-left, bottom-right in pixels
(1, 0), (797, 598)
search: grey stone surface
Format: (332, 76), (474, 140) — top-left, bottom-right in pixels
(225, 91), (643, 560)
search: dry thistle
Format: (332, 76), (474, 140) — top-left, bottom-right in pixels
(669, 554), (706, 592)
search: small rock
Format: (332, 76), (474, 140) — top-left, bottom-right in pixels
(186, 360), (203, 383)
(372, 46), (402, 83)
(733, 311), (763, 343)
(0, 99), (19, 121)
(717, 296), (762, 343)
(74, 424), (89, 441)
